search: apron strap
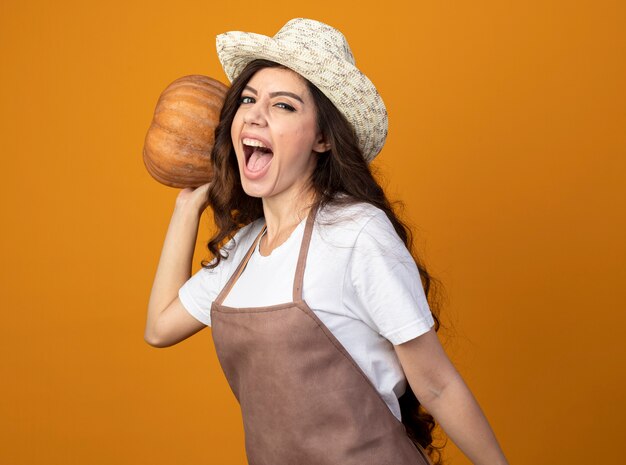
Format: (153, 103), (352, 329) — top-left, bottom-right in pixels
(214, 202), (318, 306)
(293, 204), (318, 302)
(214, 222), (267, 306)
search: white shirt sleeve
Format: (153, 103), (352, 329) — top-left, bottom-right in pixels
(178, 233), (241, 326)
(178, 261), (223, 327)
(344, 209), (435, 345)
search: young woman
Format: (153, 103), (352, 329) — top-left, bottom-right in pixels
(145, 18), (509, 465)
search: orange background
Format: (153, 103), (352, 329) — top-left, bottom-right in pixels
(1, 1), (624, 464)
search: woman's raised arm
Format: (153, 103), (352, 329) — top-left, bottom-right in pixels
(144, 183), (211, 348)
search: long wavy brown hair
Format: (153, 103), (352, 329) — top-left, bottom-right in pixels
(201, 59), (447, 463)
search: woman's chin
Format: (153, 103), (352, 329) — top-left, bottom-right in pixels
(240, 180), (269, 199)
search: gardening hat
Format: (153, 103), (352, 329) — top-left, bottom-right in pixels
(215, 18), (388, 162)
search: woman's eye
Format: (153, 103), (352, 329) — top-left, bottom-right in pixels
(239, 96), (255, 105)
(275, 102), (296, 112)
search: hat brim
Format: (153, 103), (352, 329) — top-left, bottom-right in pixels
(216, 31), (388, 162)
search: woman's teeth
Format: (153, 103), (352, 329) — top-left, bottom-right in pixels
(242, 138), (270, 149)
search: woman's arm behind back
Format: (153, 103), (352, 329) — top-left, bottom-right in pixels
(394, 330), (509, 465)
(144, 184), (211, 348)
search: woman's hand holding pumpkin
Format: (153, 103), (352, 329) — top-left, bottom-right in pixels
(175, 182), (211, 216)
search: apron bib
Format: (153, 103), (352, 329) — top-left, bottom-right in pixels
(210, 205), (431, 465)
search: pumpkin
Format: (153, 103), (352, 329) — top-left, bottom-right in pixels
(143, 75), (228, 188)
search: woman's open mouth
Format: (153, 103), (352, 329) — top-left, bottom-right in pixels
(243, 138), (274, 173)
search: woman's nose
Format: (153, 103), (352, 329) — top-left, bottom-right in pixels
(243, 100), (267, 126)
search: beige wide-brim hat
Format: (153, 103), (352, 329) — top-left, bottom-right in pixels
(215, 18), (388, 163)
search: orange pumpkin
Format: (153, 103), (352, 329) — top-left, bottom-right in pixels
(143, 75), (228, 188)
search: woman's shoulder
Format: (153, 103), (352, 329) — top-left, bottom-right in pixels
(235, 217), (265, 240)
(207, 217), (264, 268)
(317, 198), (392, 245)
(227, 218), (265, 250)
(319, 198), (387, 228)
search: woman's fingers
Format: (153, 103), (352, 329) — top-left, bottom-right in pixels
(175, 182), (211, 212)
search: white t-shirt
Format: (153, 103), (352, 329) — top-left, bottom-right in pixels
(178, 201), (435, 421)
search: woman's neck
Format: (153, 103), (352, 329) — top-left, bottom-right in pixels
(260, 188), (317, 253)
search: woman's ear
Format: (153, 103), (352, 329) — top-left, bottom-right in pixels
(313, 133), (332, 153)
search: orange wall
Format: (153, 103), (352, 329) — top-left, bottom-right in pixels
(1, 1), (624, 464)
